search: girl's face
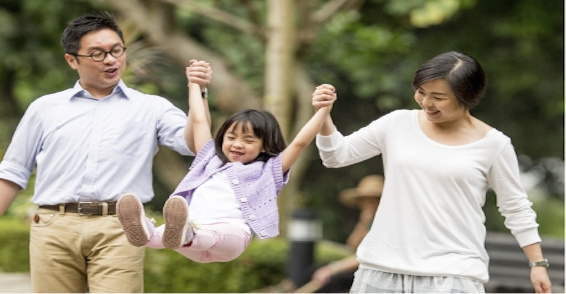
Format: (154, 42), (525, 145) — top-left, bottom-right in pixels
(414, 79), (467, 123)
(222, 122), (265, 164)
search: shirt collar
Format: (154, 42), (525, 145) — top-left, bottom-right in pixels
(69, 80), (130, 100)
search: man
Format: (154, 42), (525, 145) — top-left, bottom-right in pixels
(0, 12), (212, 292)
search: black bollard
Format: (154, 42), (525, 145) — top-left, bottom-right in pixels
(286, 209), (322, 289)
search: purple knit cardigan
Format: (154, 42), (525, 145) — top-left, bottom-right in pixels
(171, 140), (290, 239)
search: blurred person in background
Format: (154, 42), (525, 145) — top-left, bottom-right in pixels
(307, 175), (384, 293)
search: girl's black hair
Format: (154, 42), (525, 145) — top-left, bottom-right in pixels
(412, 51), (486, 110)
(214, 109), (287, 164)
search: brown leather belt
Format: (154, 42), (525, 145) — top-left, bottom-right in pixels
(39, 202), (117, 216)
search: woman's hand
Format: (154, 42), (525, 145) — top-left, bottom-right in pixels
(531, 267), (552, 293)
(312, 84), (336, 111)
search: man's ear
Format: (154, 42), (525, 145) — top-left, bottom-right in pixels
(64, 53), (79, 70)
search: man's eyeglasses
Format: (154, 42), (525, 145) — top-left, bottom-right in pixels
(72, 46), (127, 62)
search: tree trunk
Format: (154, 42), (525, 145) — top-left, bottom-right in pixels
(264, 0), (298, 236)
(264, 0), (296, 137)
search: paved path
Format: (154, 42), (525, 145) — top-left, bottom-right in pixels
(0, 273), (32, 293)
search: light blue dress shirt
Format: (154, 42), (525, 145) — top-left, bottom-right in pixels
(0, 80), (194, 205)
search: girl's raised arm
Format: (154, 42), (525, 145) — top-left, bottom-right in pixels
(183, 60), (212, 153)
(281, 84), (337, 172)
(186, 70), (213, 154)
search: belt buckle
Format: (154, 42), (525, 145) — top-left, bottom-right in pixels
(78, 201), (96, 216)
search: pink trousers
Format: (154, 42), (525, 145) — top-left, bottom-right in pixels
(147, 222), (251, 263)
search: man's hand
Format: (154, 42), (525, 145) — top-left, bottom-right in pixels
(186, 59), (213, 89)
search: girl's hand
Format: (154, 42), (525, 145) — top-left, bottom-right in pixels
(312, 84), (337, 111)
(186, 60), (213, 88)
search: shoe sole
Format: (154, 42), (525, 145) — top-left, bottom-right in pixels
(117, 194), (149, 247)
(162, 196), (189, 249)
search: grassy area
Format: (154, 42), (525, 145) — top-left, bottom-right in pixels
(533, 198), (565, 239)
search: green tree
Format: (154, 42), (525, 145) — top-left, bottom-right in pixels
(0, 0), (562, 241)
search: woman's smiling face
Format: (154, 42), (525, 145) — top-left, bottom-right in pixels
(414, 79), (466, 123)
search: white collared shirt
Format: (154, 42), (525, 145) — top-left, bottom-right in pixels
(0, 80), (194, 204)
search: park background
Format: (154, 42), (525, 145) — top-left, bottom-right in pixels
(0, 0), (563, 292)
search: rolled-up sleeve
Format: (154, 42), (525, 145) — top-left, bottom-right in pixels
(0, 104), (42, 189)
(156, 99), (194, 156)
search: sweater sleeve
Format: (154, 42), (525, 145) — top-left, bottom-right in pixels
(488, 142), (541, 247)
(270, 154), (290, 193)
(316, 110), (402, 168)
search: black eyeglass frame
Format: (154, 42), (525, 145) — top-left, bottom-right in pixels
(71, 46), (127, 62)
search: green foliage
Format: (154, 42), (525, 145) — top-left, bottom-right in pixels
(144, 238), (288, 292)
(384, 0), (475, 27)
(0, 0), (99, 108)
(532, 198), (565, 238)
(0, 219), (30, 272)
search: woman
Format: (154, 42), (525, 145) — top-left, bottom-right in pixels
(312, 51), (551, 293)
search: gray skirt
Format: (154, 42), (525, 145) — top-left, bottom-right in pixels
(349, 268), (485, 293)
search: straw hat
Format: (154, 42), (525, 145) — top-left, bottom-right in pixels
(339, 175), (384, 208)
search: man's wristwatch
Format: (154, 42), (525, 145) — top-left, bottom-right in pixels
(201, 87), (208, 99)
(529, 258), (549, 268)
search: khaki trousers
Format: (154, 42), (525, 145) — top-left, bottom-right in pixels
(30, 208), (145, 293)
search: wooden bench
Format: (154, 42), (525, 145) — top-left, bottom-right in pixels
(484, 232), (564, 293)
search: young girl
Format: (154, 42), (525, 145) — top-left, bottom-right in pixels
(116, 67), (337, 263)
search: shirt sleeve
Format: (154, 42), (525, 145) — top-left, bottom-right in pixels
(155, 96), (194, 156)
(0, 103), (43, 189)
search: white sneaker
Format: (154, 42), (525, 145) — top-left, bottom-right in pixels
(117, 193), (155, 247)
(162, 196), (194, 249)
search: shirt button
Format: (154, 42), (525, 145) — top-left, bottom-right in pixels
(240, 197), (248, 203)
(260, 230), (268, 237)
(248, 214), (256, 220)
(232, 179), (239, 185)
